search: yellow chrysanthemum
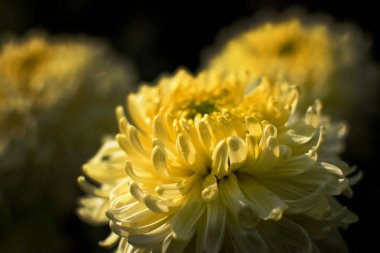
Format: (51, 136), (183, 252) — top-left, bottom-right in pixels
(0, 37), (86, 148)
(0, 33), (136, 168)
(204, 17), (378, 117)
(208, 19), (333, 89)
(79, 69), (357, 252)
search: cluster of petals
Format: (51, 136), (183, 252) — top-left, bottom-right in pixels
(79, 69), (357, 253)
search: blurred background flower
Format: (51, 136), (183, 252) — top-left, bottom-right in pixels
(0, 33), (137, 164)
(0, 32), (137, 252)
(0, 1), (379, 253)
(203, 12), (378, 116)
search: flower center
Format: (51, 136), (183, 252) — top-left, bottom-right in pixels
(184, 100), (218, 119)
(278, 40), (297, 56)
(169, 87), (239, 120)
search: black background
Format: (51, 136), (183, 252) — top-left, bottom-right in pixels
(0, 1), (379, 252)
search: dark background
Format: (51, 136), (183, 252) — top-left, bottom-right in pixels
(0, 1), (379, 252)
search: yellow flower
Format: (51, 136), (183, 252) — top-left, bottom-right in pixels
(208, 19), (333, 88)
(0, 33), (136, 168)
(79, 69), (357, 252)
(0, 36), (63, 154)
(204, 17), (379, 118)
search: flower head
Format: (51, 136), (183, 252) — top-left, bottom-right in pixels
(79, 69), (357, 252)
(203, 16), (379, 118)
(208, 19), (333, 90)
(0, 36), (74, 154)
(0, 33), (136, 168)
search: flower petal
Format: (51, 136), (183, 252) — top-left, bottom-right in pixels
(227, 218), (269, 253)
(258, 218), (313, 253)
(153, 114), (175, 150)
(77, 176), (109, 198)
(254, 135), (280, 173)
(176, 134), (207, 174)
(285, 184), (326, 214)
(127, 223), (171, 248)
(98, 232), (119, 247)
(227, 136), (247, 170)
(204, 197), (227, 253)
(217, 115), (234, 137)
(239, 175), (287, 220)
(245, 116), (263, 142)
(219, 173), (258, 228)
(201, 174), (219, 202)
(128, 94), (151, 134)
(278, 123), (316, 146)
(151, 145), (170, 178)
(172, 189), (206, 240)
(211, 140), (229, 179)
(196, 117), (216, 156)
(162, 234), (190, 253)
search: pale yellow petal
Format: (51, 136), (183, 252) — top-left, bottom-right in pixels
(219, 173), (258, 228)
(151, 145), (170, 178)
(258, 218), (313, 253)
(227, 136), (247, 170)
(127, 223), (171, 248)
(227, 219), (269, 253)
(176, 134), (207, 174)
(239, 176), (287, 220)
(128, 94), (151, 134)
(201, 174), (219, 202)
(204, 197), (226, 253)
(172, 190), (206, 240)
(211, 140), (229, 179)
(162, 234), (190, 253)
(245, 116), (263, 141)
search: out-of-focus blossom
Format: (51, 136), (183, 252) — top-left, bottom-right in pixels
(202, 13), (379, 119)
(79, 69), (357, 253)
(0, 36), (72, 155)
(0, 33), (137, 170)
(0, 33), (137, 252)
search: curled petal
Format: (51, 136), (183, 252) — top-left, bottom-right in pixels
(201, 174), (219, 202)
(211, 140), (229, 179)
(128, 223), (171, 248)
(227, 136), (247, 170)
(176, 134), (207, 174)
